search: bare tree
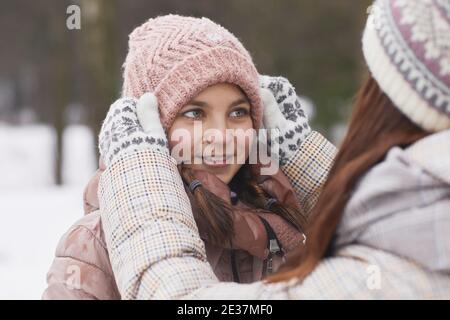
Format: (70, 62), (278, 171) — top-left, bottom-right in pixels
(80, 0), (120, 165)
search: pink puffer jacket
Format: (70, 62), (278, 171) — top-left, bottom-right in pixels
(42, 163), (305, 299)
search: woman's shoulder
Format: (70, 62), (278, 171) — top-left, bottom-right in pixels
(54, 211), (111, 272)
(43, 211), (120, 300)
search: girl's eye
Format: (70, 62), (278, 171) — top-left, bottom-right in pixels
(230, 107), (249, 118)
(183, 109), (203, 119)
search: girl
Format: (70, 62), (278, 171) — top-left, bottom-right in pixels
(97, 0), (450, 299)
(43, 15), (336, 299)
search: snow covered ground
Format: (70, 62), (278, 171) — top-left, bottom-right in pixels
(0, 124), (96, 299)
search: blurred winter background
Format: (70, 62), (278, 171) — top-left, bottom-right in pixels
(0, 0), (371, 299)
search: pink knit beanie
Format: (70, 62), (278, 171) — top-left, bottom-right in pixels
(122, 14), (263, 131)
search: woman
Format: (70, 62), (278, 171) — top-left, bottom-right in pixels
(97, 0), (450, 299)
(43, 15), (335, 299)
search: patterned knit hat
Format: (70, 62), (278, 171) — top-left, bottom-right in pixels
(122, 14), (262, 131)
(363, 0), (450, 132)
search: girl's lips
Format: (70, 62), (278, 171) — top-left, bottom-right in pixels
(203, 162), (229, 168)
(201, 155), (234, 167)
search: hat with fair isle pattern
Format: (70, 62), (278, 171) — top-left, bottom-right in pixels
(363, 0), (450, 132)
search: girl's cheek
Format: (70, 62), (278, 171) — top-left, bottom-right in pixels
(233, 131), (254, 163)
(168, 125), (196, 161)
(239, 122), (255, 152)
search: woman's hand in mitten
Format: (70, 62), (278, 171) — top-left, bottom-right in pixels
(98, 93), (169, 168)
(258, 75), (312, 166)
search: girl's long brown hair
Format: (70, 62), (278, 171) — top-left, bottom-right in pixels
(178, 163), (308, 247)
(265, 75), (430, 283)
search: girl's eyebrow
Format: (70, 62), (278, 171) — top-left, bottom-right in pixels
(187, 97), (249, 108)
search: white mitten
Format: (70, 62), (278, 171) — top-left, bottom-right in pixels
(98, 93), (169, 167)
(259, 75), (312, 166)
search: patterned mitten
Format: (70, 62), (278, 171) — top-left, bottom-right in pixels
(98, 93), (169, 167)
(259, 75), (312, 166)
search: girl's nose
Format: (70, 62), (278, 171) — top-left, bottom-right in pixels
(202, 121), (232, 146)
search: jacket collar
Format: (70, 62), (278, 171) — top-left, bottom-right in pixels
(335, 129), (450, 273)
(183, 164), (302, 212)
(405, 129), (450, 185)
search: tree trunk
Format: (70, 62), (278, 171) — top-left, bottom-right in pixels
(81, 0), (120, 165)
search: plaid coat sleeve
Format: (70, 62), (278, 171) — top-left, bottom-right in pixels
(98, 149), (450, 300)
(280, 131), (337, 217)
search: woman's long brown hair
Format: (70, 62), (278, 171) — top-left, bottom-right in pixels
(264, 75), (430, 283)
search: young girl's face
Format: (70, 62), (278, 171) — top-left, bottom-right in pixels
(168, 83), (254, 184)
